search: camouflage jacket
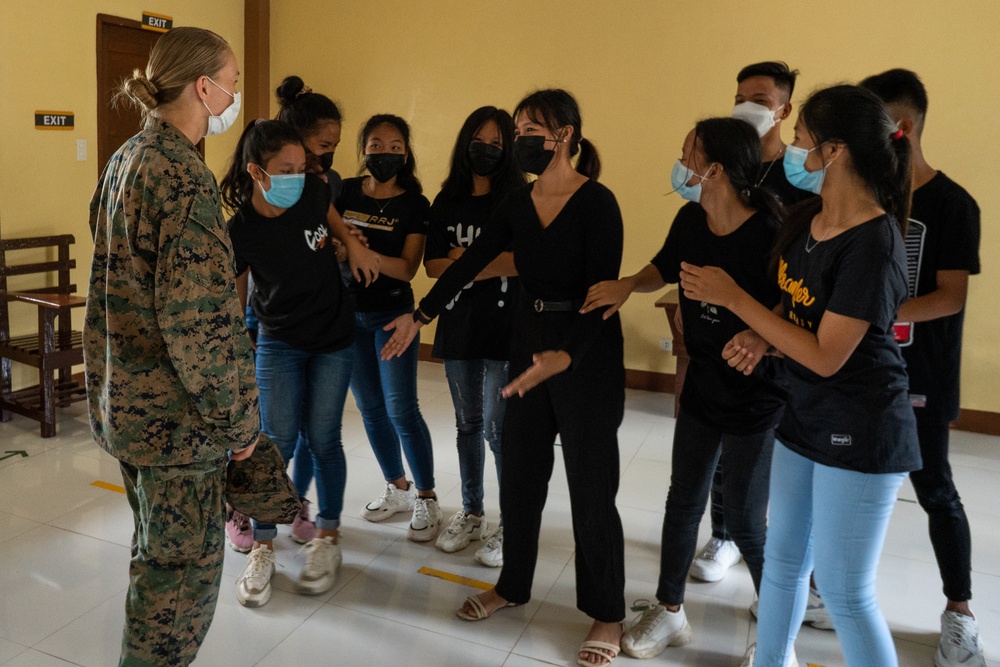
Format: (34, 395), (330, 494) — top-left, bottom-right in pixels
(85, 117), (259, 466)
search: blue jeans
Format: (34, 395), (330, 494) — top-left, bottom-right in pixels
(756, 440), (905, 667)
(444, 358), (508, 517)
(350, 308), (434, 491)
(252, 334), (353, 540)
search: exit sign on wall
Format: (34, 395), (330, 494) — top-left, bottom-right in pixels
(34, 111), (74, 130)
(141, 12), (173, 32)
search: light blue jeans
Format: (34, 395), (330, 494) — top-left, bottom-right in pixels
(444, 358), (507, 517)
(755, 440), (905, 667)
(350, 308), (435, 491)
(252, 334), (353, 540)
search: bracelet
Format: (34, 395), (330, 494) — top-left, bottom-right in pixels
(412, 308), (432, 325)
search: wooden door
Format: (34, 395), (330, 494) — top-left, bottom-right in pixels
(96, 15), (162, 173)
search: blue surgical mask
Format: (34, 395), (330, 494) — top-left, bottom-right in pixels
(783, 144), (829, 194)
(260, 170), (305, 208)
(670, 160), (711, 203)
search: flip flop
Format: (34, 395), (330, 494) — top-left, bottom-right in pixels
(576, 640), (621, 667)
(455, 593), (516, 621)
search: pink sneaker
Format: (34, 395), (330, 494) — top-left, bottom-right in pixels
(290, 498), (317, 544)
(226, 510), (254, 553)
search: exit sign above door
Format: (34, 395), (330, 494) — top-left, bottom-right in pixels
(141, 12), (172, 32)
(35, 111), (74, 130)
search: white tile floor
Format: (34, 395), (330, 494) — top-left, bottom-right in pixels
(0, 361), (997, 666)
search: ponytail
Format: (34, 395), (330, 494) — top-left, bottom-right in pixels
(219, 119), (303, 214)
(884, 133), (912, 236)
(575, 137), (601, 180)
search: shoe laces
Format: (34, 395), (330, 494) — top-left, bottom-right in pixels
(444, 511), (470, 536)
(629, 599), (666, 637)
(701, 537), (727, 561)
(299, 538), (334, 572)
(483, 526), (503, 550)
(245, 547), (276, 579)
(942, 614), (979, 651)
(413, 497), (434, 524)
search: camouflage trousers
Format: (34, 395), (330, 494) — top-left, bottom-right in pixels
(118, 458), (227, 667)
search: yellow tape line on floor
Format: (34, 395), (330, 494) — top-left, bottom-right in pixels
(418, 566), (492, 591)
(92, 480), (126, 494)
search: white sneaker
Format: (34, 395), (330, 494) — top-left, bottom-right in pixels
(236, 544), (276, 608)
(408, 497), (442, 542)
(361, 482), (415, 522)
(436, 511), (487, 553)
(690, 537), (742, 582)
(739, 643), (799, 667)
(621, 601), (692, 659)
(749, 588), (832, 630)
(936, 611), (986, 667)
(296, 536), (341, 595)
(802, 586), (834, 630)
(475, 526), (504, 567)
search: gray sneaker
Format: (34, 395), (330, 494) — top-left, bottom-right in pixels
(936, 611), (986, 667)
(621, 601), (692, 659)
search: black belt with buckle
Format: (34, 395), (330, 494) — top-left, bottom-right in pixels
(531, 298), (582, 313)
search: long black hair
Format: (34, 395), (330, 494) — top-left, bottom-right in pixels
(356, 114), (422, 194)
(220, 119), (303, 214)
(773, 84), (911, 261)
(440, 106), (526, 200)
(693, 117), (785, 223)
(513, 88), (601, 180)
(275, 75), (342, 136)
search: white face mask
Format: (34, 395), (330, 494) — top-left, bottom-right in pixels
(202, 77), (241, 136)
(732, 101), (783, 138)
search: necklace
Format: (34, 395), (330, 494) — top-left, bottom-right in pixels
(755, 145), (785, 187)
(364, 177), (393, 214)
(804, 211), (857, 253)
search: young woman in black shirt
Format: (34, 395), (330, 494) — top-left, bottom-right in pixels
(336, 115), (441, 542)
(582, 117), (785, 660)
(382, 89), (626, 667)
(220, 119), (371, 607)
(680, 85), (921, 667)
(424, 106), (525, 563)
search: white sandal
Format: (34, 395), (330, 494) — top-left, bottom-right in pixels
(455, 593), (516, 621)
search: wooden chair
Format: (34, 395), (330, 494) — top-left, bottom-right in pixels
(0, 235), (87, 437)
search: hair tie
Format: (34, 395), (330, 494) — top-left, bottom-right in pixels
(742, 188), (751, 198)
(295, 85), (312, 99)
(891, 128), (904, 141)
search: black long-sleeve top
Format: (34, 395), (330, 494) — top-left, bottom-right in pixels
(419, 180), (623, 369)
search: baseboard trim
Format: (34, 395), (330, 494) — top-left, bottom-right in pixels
(417, 344), (999, 435)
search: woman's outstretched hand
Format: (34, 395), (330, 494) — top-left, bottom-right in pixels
(502, 351), (571, 398)
(381, 314), (422, 360)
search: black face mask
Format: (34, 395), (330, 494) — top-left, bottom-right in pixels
(468, 142), (503, 176)
(514, 135), (554, 175)
(365, 153), (406, 183)
(317, 151), (335, 172)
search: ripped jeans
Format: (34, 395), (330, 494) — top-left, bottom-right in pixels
(444, 358), (508, 518)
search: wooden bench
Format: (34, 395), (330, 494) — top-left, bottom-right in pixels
(0, 236), (87, 437)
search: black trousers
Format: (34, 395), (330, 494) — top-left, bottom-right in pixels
(656, 410), (774, 604)
(910, 408), (973, 602)
(496, 310), (626, 623)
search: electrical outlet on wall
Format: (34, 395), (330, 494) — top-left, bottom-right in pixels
(659, 338), (673, 352)
(76, 139), (87, 161)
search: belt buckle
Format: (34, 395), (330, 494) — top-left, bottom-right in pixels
(533, 299), (544, 313)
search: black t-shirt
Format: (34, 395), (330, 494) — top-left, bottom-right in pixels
(759, 158), (816, 207)
(228, 174), (354, 353)
(899, 172), (981, 420)
(420, 180), (622, 370)
(652, 204), (785, 434)
(425, 191), (517, 361)
(776, 209), (920, 473)
(337, 177), (430, 312)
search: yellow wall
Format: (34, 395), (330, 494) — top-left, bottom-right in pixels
(0, 0), (245, 387)
(271, 0), (1000, 414)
